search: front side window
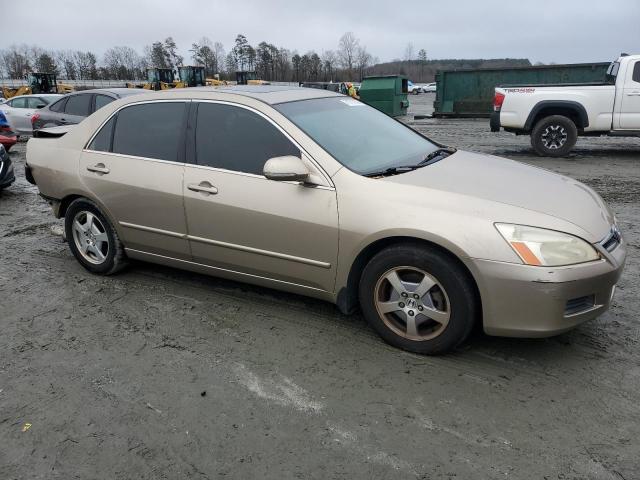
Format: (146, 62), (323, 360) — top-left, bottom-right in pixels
(276, 97), (439, 176)
(112, 102), (185, 161)
(27, 97), (48, 109)
(195, 103), (300, 175)
(632, 62), (640, 84)
(65, 94), (92, 116)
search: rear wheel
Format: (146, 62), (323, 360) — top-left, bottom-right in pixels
(359, 244), (478, 354)
(531, 115), (577, 157)
(64, 198), (127, 275)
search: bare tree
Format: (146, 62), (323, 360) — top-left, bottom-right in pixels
(104, 46), (143, 80)
(321, 50), (337, 81)
(355, 46), (373, 81)
(338, 32), (359, 78)
(213, 42), (226, 75)
(404, 43), (415, 61)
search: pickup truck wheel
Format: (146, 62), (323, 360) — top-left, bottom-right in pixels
(531, 115), (577, 157)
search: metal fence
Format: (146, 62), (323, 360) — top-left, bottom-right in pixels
(1, 79), (299, 88)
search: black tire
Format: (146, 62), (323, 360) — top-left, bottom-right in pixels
(64, 198), (127, 275)
(530, 115), (577, 157)
(359, 244), (478, 355)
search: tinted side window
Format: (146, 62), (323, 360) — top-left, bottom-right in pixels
(88, 117), (115, 152)
(112, 102), (185, 161)
(11, 98), (27, 108)
(65, 94), (91, 116)
(633, 62), (640, 83)
(195, 103), (299, 175)
(95, 95), (114, 111)
(50, 98), (67, 113)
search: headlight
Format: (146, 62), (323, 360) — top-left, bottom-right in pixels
(495, 223), (600, 266)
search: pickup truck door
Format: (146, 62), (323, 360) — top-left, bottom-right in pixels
(619, 60), (640, 130)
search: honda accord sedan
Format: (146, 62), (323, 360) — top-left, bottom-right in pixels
(25, 86), (626, 354)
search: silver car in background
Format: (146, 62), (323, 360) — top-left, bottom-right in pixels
(0, 94), (62, 135)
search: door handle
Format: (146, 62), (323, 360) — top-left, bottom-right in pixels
(187, 182), (218, 195)
(627, 91), (640, 96)
(87, 163), (110, 174)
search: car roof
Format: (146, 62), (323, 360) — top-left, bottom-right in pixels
(68, 88), (147, 98)
(144, 85), (342, 105)
(6, 94), (63, 99)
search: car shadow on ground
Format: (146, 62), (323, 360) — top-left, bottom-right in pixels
(125, 258), (585, 361)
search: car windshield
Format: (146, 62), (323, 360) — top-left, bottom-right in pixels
(275, 97), (440, 175)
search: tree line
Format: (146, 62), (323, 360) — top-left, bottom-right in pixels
(0, 32), (379, 83)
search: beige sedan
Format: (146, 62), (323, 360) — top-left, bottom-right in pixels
(25, 86), (626, 354)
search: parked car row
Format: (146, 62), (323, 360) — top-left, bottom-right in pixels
(0, 88), (146, 137)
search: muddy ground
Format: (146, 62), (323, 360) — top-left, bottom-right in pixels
(1, 93), (639, 479)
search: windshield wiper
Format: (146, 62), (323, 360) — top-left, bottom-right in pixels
(363, 147), (457, 178)
(419, 147), (457, 165)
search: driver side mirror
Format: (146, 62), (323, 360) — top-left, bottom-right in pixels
(263, 156), (309, 182)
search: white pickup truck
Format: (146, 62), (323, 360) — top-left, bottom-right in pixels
(491, 54), (640, 156)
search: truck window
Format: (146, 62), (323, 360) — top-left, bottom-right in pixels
(633, 62), (640, 84)
(606, 62), (620, 84)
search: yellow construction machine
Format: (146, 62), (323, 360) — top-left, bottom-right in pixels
(174, 66), (206, 88)
(126, 68), (176, 91)
(235, 71), (270, 86)
(1, 72), (70, 99)
(206, 74), (228, 87)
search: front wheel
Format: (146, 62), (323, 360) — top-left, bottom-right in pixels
(359, 244), (478, 355)
(531, 115), (577, 157)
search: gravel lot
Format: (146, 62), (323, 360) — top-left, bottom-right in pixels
(1, 93), (639, 479)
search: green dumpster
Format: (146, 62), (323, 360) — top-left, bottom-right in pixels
(359, 75), (409, 117)
(433, 62), (611, 117)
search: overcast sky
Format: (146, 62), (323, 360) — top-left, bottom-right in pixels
(5, 0), (640, 64)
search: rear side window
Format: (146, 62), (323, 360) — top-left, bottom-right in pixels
(112, 102), (185, 161)
(94, 94), (114, 111)
(195, 103), (299, 175)
(65, 94), (91, 116)
(88, 117), (115, 152)
(49, 98), (67, 113)
(633, 62), (640, 83)
(10, 98), (27, 108)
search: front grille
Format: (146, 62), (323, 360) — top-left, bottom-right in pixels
(601, 227), (622, 252)
(565, 295), (595, 316)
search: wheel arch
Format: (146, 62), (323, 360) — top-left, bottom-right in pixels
(525, 101), (589, 131)
(336, 236), (482, 322)
(57, 193), (122, 238)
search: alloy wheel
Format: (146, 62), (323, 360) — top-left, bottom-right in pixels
(374, 266), (451, 341)
(541, 124), (568, 150)
(71, 211), (110, 265)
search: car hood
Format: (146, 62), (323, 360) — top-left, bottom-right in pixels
(384, 150), (613, 241)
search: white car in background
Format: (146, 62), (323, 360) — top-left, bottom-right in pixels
(421, 82), (437, 92)
(0, 94), (62, 135)
(407, 81), (422, 95)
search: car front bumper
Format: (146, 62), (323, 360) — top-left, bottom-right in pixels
(467, 239), (627, 337)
